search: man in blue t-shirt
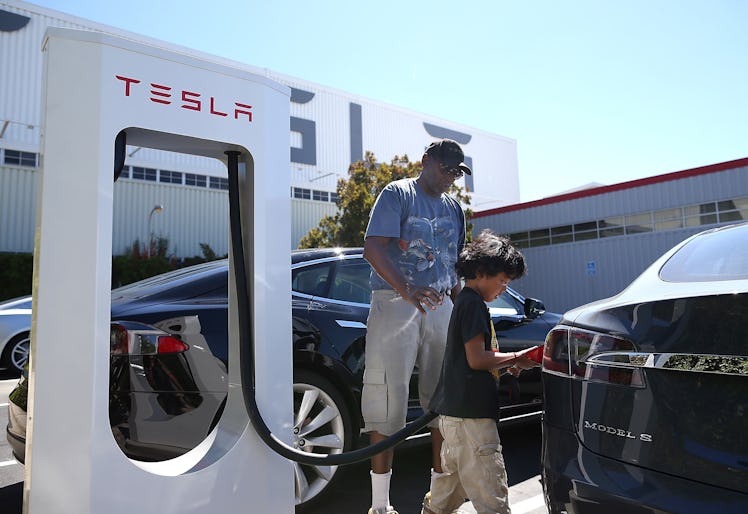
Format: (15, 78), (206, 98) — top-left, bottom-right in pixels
(362, 139), (469, 514)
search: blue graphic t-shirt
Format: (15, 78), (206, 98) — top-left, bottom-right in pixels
(365, 178), (466, 292)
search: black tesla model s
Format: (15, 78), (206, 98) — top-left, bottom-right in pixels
(541, 222), (748, 514)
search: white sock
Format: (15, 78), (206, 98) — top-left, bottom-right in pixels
(371, 470), (392, 510)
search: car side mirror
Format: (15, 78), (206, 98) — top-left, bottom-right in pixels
(524, 298), (546, 319)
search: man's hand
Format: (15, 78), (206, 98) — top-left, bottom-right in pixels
(364, 237), (447, 315)
(404, 285), (444, 314)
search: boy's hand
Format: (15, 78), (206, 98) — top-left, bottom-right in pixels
(514, 346), (542, 369)
(506, 366), (522, 377)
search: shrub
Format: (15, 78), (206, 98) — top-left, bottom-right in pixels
(0, 240), (225, 302)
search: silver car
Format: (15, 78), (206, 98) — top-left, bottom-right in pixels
(0, 296), (32, 374)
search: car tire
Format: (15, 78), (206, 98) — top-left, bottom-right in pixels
(292, 369), (354, 511)
(2, 332), (30, 375)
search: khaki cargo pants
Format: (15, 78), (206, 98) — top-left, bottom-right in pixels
(428, 416), (511, 514)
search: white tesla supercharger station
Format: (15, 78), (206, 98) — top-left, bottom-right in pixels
(26, 28), (293, 513)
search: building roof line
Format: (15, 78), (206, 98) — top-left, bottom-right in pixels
(474, 156), (748, 218)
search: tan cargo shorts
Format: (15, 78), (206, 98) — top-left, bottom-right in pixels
(361, 289), (453, 435)
(429, 416), (511, 514)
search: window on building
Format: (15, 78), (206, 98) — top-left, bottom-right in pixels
(312, 190), (329, 202)
(654, 208), (683, 231)
(119, 165), (131, 179)
(160, 170), (183, 184)
(574, 221), (598, 241)
(624, 213), (652, 234)
(330, 192), (340, 203)
(599, 216), (624, 238)
(492, 195), (745, 251)
(550, 225), (573, 244)
(209, 176), (229, 190)
(508, 232), (529, 249)
(132, 167), (157, 181)
(185, 173), (207, 187)
(717, 197), (748, 223)
(293, 187), (311, 200)
(3, 149), (37, 167)
(684, 202), (717, 227)
(529, 228), (550, 247)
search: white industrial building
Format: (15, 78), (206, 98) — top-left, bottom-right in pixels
(0, 0), (519, 258)
(473, 158), (748, 313)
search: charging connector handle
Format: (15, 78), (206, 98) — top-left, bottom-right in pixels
(225, 151), (437, 465)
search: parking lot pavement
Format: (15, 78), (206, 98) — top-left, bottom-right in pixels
(304, 423), (548, 514)
(0, 378), (547, 513)
(458, 475), (547, 513)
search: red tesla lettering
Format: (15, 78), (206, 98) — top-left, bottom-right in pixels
(181, 91), (201, 111)
(150, 83), (172, 105)
(115, 74), (254, 123)
(209, 97), (228, 117)
(116, 75), (141, 96)
(235, 103), (253, 121)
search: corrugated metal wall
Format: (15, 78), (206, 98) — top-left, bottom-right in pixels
(0, 167), (339, 257)
(0, 165), (37, 251)
(473, 165), (748, 313)
(1, 1), (91, 149)
(291, 199), (340, 248)
(113, 180), (230, 258)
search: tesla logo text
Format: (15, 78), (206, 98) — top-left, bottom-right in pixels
(115, 75), (253, 121)
(583, 420), (652, 442)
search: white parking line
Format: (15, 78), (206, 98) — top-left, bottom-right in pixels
(0, 460), (19, 468)
(512, 493), (546, 514)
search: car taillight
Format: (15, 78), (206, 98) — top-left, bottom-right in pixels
(109, 323), (188, 355)
(153, 336), (189, 354)
(110, 323), (129, 355)
(543, 326), (644, 387)
(543, 328), (571, 374)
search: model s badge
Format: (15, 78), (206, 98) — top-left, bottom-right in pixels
(583, 420), (653, 442)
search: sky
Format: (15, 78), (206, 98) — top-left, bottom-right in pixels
(25, 0), (748, 203)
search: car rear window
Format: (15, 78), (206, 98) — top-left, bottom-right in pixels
(660, 223), (748, 282)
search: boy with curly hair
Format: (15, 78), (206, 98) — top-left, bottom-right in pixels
(422, 229), (540, 514)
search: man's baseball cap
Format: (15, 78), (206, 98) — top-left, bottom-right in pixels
(424, 139), (472, 175)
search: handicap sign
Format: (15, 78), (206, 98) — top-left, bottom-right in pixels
(586, 261), (596, 276)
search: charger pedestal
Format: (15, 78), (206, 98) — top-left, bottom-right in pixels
(27, 28), (292, 513)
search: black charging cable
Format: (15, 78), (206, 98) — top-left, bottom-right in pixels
(225, 151), (437, 465)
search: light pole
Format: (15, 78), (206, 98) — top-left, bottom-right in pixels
(147, 204), (163, 258)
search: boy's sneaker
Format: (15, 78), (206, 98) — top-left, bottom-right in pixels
(368, 507), (398, 514)
(422, 491), (469, 514)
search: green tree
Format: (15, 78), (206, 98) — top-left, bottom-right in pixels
(298, 152), (472, 248)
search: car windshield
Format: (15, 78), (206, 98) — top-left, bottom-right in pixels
(660, 223), (748, 282)
(0, 296), (32, 310)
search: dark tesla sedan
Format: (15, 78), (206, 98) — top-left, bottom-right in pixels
(6, 247), (560, 509)
(541, 222), (748, 514)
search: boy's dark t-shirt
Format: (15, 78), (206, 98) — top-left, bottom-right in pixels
(429, 286), (500, 420)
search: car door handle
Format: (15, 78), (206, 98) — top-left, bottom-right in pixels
(587, 351), (748, 377)
(335, 320), (366, 329)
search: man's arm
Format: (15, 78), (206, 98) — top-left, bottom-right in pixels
(363, 236), (443, 315)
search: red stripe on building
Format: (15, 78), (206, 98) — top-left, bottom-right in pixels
(474, 157), (748, 218)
